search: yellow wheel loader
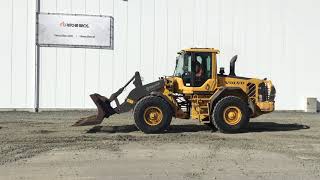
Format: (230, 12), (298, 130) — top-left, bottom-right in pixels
(73, 48), (276, 133)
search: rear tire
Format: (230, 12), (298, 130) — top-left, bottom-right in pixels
(212, 96), (249, 133)
(134, 96), (173, 134)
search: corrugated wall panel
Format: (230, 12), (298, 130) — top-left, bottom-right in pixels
(112, 0), (129, 103)
(98, 0), (114, 97)
(274, 0), (296, 110)
(26, 0), (36, 109)
(55, 0), (72, 108)
(83, 0), (102, 108)
(0, 0), (13, 108)
(167, 0), (181, 76)
(0, 0), (35, 109)
(39, 0), (58, 108)
(153, 0), (169, 78)
(126, 0), (141, 78)
(180, 0), (195, 51)
(69, 0), (87, 108)
(11, 0), (29, 107)
(140, 0), (155, 83)
(290, 0), (320, 110)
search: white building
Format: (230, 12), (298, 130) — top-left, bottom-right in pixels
(1, 0), (320, 111)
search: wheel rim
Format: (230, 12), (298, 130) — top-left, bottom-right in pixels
(143, 106), (163, 126)
(223, 106), (242, 125)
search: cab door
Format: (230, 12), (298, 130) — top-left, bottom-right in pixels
(191, 52), (212, 87)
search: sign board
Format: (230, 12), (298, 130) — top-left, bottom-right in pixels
(37, 13), (113, 49)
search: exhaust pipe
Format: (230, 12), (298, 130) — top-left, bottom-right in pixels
(229, 55), (238, 76)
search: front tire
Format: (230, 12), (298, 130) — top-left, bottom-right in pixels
(212, 96), (249, 133)
(134, 96), (173, 134)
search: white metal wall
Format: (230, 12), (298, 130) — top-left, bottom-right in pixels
(0, 0), (36, 109)
(1, 0), (320, 110)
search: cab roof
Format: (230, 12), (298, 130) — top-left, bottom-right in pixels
(182, 48), (220, 53)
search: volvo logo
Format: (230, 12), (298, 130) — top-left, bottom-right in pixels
(226, 81), (244, 85)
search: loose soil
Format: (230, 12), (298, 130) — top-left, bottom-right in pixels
(0, 111), (319, 179)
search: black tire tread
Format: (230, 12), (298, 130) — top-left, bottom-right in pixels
(212, 96), (249, 133)
(134, 95), (172, 134)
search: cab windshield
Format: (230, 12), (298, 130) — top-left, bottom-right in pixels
(173, 52), (191, 77)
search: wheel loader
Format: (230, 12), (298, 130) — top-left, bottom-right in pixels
(73, 48), (276, 133)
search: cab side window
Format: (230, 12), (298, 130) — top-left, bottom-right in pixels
(193, 53), (212, 87)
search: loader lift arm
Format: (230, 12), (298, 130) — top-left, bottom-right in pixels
(73, 72), (165, 126)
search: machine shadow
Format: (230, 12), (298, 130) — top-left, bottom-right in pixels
(87, 122), (309, 134)
(247, 122), (310, 132)
(87, 124), (212, 133)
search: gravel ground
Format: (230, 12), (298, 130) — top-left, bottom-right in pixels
(0, 111), (319, 179)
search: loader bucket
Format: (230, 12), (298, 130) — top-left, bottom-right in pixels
(72, 93), (116, 126)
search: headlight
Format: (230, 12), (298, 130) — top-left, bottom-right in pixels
(269, 85), (276, 102)
(259, 81), (276, 102)
(258, 82), (268, 102)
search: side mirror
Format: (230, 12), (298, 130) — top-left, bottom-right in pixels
(181, 72), (192, 86)
(219, 67), (225, 75)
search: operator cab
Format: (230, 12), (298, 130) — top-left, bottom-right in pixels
(174, 50), (212, 87)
